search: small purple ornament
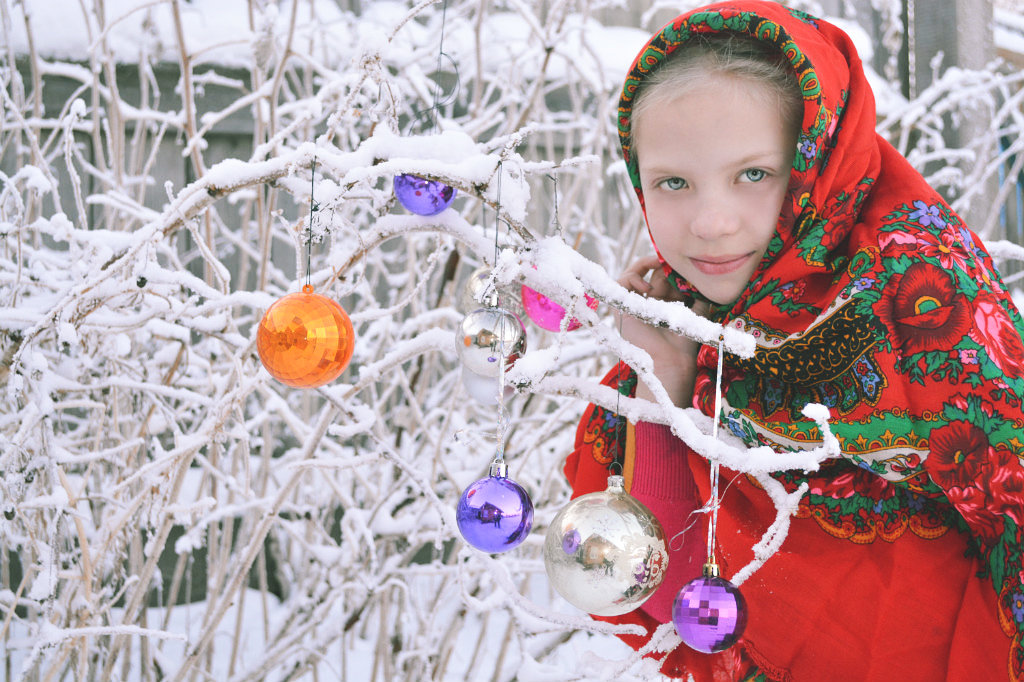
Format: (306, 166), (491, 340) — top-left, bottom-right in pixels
(394, 174), (456, 216)
(672, 570), (748, 653)
(561, 528), (581, 554)
(456, 461), (533, 553)
(520, 284), (597, 332)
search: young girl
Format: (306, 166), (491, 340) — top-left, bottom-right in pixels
(564, 2), (1024, 680)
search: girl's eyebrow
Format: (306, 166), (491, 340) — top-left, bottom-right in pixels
(642, 150), (787, 176)
(640, 164), (683, 176)
(735, 151), (789, 165)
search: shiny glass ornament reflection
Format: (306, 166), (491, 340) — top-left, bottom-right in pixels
(456, 461), (534, 553)
(394, 174), (456, 216)
(257, 285), (355, 388)
(543, 475), (668, 616)
(520, 284), (598, 332)
(458, 266), (524, 319)
(673, 564), (748, 653)
(456, 307), (526, 377)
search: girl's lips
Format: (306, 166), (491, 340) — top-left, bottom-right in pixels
(690, 253), (754, 275)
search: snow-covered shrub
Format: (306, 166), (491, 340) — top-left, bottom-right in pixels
(0, 1), (1021, 681)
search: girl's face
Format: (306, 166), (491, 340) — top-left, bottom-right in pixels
(634, 74), (797, 305)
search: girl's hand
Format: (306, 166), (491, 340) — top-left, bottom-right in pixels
(618, 255), (709, 407)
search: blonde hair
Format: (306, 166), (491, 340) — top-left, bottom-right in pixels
(630, 33), (802, 151)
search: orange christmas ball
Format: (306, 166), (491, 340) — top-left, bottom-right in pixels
(257, 285), (355, 388)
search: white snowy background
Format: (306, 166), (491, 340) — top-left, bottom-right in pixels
(1, 0), (1023, 680)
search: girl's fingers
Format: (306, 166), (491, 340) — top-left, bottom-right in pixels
(619, 271), (653, 294)
(618, 255), (664, 295)
(648, 265), (695, 303)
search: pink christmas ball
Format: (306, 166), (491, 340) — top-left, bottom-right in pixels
(520, 285), (597, 332)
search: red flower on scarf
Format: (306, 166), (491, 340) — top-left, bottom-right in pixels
(880, 225), (972, 274)
(780, 280), (806, 301)
(926, 420), (990, 489)
(877, 262), (972, 356)
(946, 485), (1005, 544)
(807, 468), (895, 500)
(970, 290), (1024, 375)
(987, 448), (1024, 526)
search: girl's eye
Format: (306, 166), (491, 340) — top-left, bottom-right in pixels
(660, 177), (687, 190)
(742, 168), (768, 183)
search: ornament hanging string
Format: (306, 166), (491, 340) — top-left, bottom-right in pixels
(610, 313), (625, 478)
(706, 337), (725, 567)
(306, 157), (319, 291)
(547, 174), (563, 241)
(491, 161), (503, 268)
(413, 0), (460, 133)
(604, 171), (623, 476)
(492, 161), (511, 464)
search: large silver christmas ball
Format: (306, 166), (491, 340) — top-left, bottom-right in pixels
(456, 307), (526, 378)
(544, 475), (668, 616)
(458, 267), (524, 318)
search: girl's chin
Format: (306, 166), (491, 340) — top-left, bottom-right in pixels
(688, 278), (745, 306)
(703, 293), (741, 306)
(667, 263), (748, 305)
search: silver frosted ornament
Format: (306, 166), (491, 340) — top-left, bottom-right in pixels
(458, 266), (524, 319)
(456, 307), (526, 378)
(544, 475), (668, 616)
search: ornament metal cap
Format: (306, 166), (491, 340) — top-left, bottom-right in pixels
(702, 562), (720, 578)
(489, 460), (509, 478)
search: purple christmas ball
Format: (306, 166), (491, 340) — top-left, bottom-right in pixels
(561, 528), (581, 554)
(394, 174), (456, 216)
(672, 575), (748, 653)
(456, 472), (533, 553)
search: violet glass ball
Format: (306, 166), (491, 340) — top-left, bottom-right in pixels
(394, 174), (456, 216)
(520, 285), (598, 332)
(456, 473), (533, 553)
(672, 575), (748, 653)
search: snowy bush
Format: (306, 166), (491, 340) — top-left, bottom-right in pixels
(1, 1), (1022, 681)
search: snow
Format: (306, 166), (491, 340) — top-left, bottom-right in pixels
(3, 1), (1023, 681)
(7, 0), (355, 69)
(996, 6), (1024, 57)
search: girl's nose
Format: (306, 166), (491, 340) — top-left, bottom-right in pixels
(689, 195), (740, 240)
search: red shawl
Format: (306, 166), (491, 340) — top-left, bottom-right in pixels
(566, 2), (1024, 679)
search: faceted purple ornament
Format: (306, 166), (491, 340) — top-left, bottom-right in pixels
(456, 461), (533, 553)
(394, 174), (456, 216)
(672, 572), (748, 653)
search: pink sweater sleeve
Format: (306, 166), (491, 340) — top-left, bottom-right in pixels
(630, 422), (706, 623)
